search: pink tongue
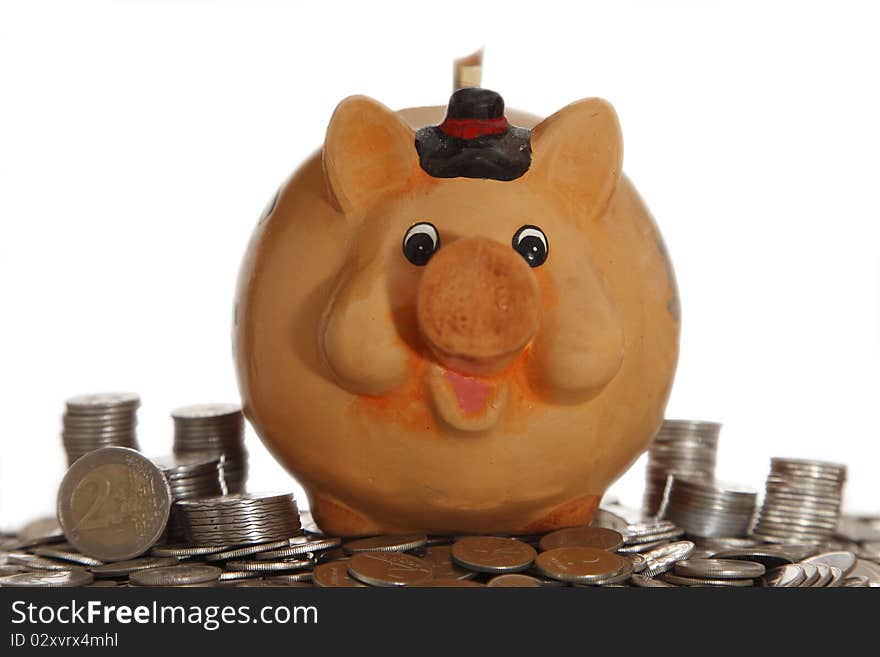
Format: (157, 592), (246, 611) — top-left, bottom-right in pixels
(443, 370), (492, 414)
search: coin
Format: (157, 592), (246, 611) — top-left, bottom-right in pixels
(410, 579), (484, 587)
(451, 536), (537, 573)
(849, 559), (880, 586)
(627, 553), (647, 573)
(801, 551), (857, 577)
(225, 558), (313, 572)
(711, 546), (795, 570)
(762, 564), (806, 587)
(538, 526), (623, 552)
(343, 534), (428, 555)
(487, 573), (543, 587)
(8, 553), (83, 571)
(256, 538), (341, 560)
(312, 561), (367, 587)
(534, 547), (629, 584)
(674, 558), (765, 579)
(265, 572), (314, 583)
(203, 539), (292, 562)
(129, 564), (221, 587)
(150, 544), (230, 558)
(0, 570), (95, 587)
(347, 551), (433, 587)
(631, 573), (676, 587)
(90, 556), (179, 578)
(642, 541), (695, 577)
(798, 563), (820, 587)
(812, 564), (833, 587)
(660, 573), (754, 587)
(32, 544), (104, 567)
(421, 545), (477, 580)
(57, 447), (172, 561)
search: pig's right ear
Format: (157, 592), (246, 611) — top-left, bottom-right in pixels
(323, 95), (418, 216)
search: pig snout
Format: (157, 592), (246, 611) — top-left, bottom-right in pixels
(416, 237), (540, 376)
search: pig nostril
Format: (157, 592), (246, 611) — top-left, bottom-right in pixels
(416, 236), (541, 371)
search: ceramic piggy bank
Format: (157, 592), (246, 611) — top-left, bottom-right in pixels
(234, 85), (680, 536)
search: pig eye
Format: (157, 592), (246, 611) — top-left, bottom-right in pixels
(402, 222), (440, 266)
(512, 225), (548, 267)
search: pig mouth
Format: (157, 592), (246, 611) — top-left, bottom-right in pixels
(426, 364), (509, 432)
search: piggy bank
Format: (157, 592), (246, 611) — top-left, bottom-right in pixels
(234, 86), (680, 536)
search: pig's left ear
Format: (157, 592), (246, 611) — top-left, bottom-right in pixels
(323, 95), (418, 216)
(529, 98), (623, 219)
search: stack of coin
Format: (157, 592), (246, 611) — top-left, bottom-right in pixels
(751, 458), (847, 544)
(643, 419), (721, 516)
(172, 404), (247, 493)
(61, 393), (140, 466)
(661, 476), (757, 538)
(153, 453), (225, 542)
(175, 492), (301, 546)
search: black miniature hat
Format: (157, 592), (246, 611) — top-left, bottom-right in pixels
(415, 88), (531, 182)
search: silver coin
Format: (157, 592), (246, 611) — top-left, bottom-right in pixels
(347, 552), (433, 587)
(8, 553), (82, 571)
(591, 509), (630, 533)
(203, 539), (292, 562)
(661, 573), (754, 587)
(90, 556), (179, 578)
(617, 538), (671, 554)
(642, 541), (695, 577)
(343, 534), (428, 555)
(842, 575), (869, 587)
(218, 570), (261, 581)
(225, 558), (313, 572)
(761, 564), (806, 587)
(631, 573), (676, 587)
(848, 559), (880, 586)
(0, 569), (94, 587)
(801, 551), (857, 576)
(711, 546), (795, 569)
(264, 572), (314, 584)
(150, 544), (230, 558)
(255, 537), (342, 559)
(130, 564), (221, 586)
(627, 553), (647, 573)
(31, 547), (103, 567)
(797, 563), (820, 587)
(811, 564), (833, 587)
(674, 558), (765, 579)
(66, 393), (140, 410)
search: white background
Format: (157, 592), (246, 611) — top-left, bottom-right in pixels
(1, 0), (878, 532)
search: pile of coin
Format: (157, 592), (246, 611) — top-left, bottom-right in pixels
(3, 503), (879, 587)
(661, 476), (757, 538)
(751, 458), (847, 544)
(175, 492), (301, 546)
(643, 419), (721, 516)
(61, 393), (141, 466)
(172, 404), (248, 494)
(154, 453), (225, 542)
